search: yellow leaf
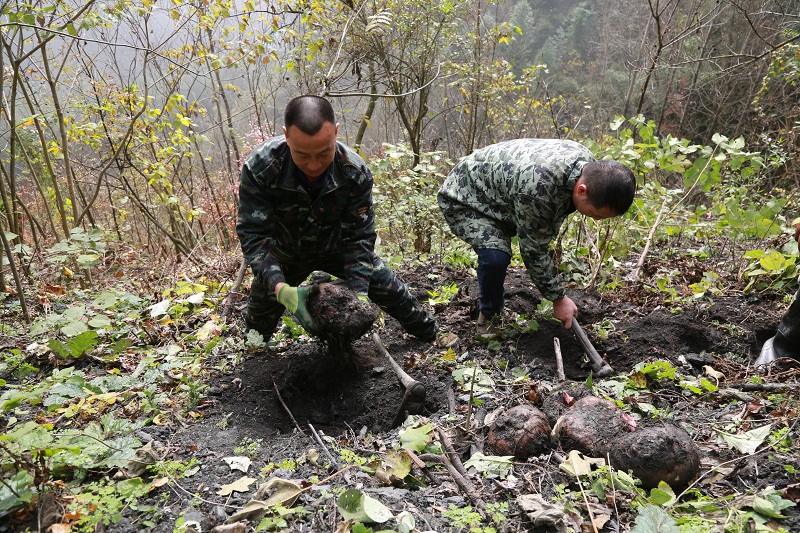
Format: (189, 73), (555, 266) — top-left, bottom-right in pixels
(217, 476), (257, 496)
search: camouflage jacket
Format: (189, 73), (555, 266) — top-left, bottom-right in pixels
(438, 139), (594, 301)
(236, 136), (376, 295)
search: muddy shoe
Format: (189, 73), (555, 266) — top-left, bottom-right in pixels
(436, 329), (459, 348)
(476, 312), (499, 338)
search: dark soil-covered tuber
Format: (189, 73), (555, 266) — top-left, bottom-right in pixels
(487, 404), (551, 460)
(608, 421), (700, 489)
(540, 382), (593, 426)
(306, 283), (378, 345)
(552, 395), (632, 456)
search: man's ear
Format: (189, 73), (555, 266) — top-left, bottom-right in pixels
(282, 125), (288, 138)
(575, 182), (588, 196)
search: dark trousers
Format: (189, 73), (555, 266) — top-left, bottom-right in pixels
(245, 253), (435, 341)
(773, 287), (800, 359)
(476, 248), (511, 318)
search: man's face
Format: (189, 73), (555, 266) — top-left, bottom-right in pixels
(572, 181), (618, 220)
(576, 201), (617, 220)
(283, 122), (339, 180)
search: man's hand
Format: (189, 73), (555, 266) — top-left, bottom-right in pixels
(795, 221), (800, 244)
(276, 283), (320, 334)
(553, 296), (578, 329)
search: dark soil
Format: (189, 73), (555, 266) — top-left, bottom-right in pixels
(96, 265), (799, 532)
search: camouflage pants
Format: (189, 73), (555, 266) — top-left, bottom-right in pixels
(438, 196), (516, 256)
(245, 253), (435, 341)
(773, 287), (800, 360)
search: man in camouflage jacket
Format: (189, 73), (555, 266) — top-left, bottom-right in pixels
(757, 219), (800, 365)
(437, 139), (636, 333)
(237, 95), (440, 343)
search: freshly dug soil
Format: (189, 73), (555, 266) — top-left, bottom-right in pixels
(608, 420), (701, 489)
(553, 395), (633, 456)
(306, 282), (378, 345)
(487, 404), (551, 459)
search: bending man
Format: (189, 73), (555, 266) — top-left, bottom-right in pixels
(437, 139), (636, 334)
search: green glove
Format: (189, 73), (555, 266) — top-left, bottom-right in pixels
(276, 284), (319, 334)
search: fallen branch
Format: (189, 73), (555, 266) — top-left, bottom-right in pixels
(406, 449), (441, 486)
(437, 427), (469, 479)
(554, 337), (565, 382)
(728, 382), (800, 391)
(308, 423), (340, 470)
(441, 454), (486, 512)
(273, 381), (306, 436)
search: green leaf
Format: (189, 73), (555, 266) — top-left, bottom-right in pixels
(752, 488), (794, 518)
(649, 482), (676, 506)
(0, 471), (36, 511)
(337, 489), (392, 524)
(399, 423), (433, 453)
(67, 330), (99, 357)
(88, 315), (112, 328)
(760, 250), (786, 272)
(630, 504), (679, 533)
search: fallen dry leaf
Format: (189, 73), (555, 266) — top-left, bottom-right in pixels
(217, 476), (256, 496)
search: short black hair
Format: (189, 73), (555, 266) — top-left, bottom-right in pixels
(284, 95), (336, 136)
(581, 160), (636, 215)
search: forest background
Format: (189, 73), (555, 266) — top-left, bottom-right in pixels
(1, 0), (800, 531)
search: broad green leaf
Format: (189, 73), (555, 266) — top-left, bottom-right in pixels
(88, 315), (112, 328)
(752, 488), (794, 518)
(337, 489), (392, 524)
(649, 482), (676, 506)
(631, 504), (679, 532)
(760, 250), (786, 272)
(61, 321), (88, 337)
(398, 423), (433, 453)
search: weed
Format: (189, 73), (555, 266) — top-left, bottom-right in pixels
(235, 437), (263, 459)
(427, 282), (458, 306)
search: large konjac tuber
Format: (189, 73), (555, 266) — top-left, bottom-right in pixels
(487, 404), (551, 460)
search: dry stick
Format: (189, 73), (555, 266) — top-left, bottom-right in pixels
(730, 382), (800, 391)
(273, 381), (307, 436)
(222, 256), (249, 320)
(441, 454), (486, 512)
(308, 423), (340, 470)
(437, 427), (469, 479)
(574, 475), (601, 533)
(406, 449), (442, 486)
(553, 337), (566, 381)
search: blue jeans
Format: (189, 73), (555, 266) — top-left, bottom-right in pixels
(476, 248), (511, 318)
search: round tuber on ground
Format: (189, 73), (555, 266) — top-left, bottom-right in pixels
(552, 395), (632, 456)
(607, 420), (700, 489)
(487, 404), (551, 460)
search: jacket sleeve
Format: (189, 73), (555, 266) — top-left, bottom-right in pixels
(236, 162), (286, 293)
(515, 191), (566, 302)
(340, 165), (377, 294)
